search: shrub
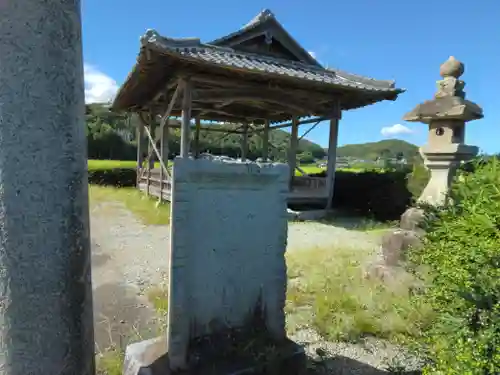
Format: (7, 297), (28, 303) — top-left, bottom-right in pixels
(409, 159), (500, 374)
(311, 170), (413, 221)
(88, 168), (137, 187)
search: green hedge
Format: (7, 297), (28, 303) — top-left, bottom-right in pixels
(87, 165), (423, 222)
(312, 170), (413, 221)
(88, 168), (136, 187)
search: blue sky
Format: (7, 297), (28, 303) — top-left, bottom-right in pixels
(82, 0), (499, 153)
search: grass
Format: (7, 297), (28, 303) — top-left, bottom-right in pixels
(319, 213), (398, 232)
(89, 185), (171, 225)
(88, 159), (137, 170)
(96, 349), (124, 375)
(94, 286), (169, 375)
(147, 287), (169, 315)
(143, 244), (433, 346)
(88, 159), (162, 171)
(296, 165), (367, 176)
(285, 246), (433, 343)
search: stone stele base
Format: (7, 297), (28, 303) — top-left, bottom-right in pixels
(123, 336), (306, 375)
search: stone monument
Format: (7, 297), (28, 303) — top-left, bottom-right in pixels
(124, 159), (304, 375)
(0, 1), (95, 375)
(372, 56), (482, 274)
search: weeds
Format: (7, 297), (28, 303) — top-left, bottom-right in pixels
(286, 246), (433, 343)
(96, 348), (124, 375)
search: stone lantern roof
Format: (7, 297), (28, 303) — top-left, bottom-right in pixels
(403, 56), (483, 124)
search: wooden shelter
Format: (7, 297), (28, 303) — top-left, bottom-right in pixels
(111, 9), (404, 207)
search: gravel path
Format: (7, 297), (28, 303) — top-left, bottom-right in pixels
(91, 201), (169, 353)
(287, 221), (382, 253)
(90, 201), (418, 373)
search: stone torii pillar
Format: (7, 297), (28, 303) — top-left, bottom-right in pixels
(0, 1), (95, 375)
(403, 56), (482, 206)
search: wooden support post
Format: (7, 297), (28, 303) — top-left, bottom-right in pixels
(180, 79), (193, 158)
(194, 116), (201, 158)
(146, 112), (157, 196)
(159, 118), (170, 202)
(148, 112), (157, 170)
(326, 116), (340, 209)
(241, 122), (249, 161)
(137, 115), (145, 184)
(262, 119), (270, 161)
(288, 117), (299, 190)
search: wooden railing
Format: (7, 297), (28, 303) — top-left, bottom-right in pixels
(292, 176), (326, 190)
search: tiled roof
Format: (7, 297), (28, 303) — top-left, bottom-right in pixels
(140, 29), (402, 94)
(209, 9), (321, 67)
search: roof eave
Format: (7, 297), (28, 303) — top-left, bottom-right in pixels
(111, 35), (405, 113)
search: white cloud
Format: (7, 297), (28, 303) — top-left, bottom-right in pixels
(308, 51), (316, 59)
(380, 123), (414, 137)
(84, 63), (118, 104)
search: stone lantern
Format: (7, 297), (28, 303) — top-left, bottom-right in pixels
(403, 56), (482, 206)
(366, 57), (484, 279)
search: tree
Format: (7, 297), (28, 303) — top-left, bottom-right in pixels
(297, 151), (315, 164)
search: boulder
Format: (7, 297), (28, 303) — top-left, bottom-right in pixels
(381, 229), (423, 267)
(400, 207), (425, 232)
(364, 261), (396, 282)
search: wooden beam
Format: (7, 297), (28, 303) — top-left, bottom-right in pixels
(159, 80), (182, 133)
(152, 78), (182, 103)
(167, 122), (243, 134)
(194, 106), (253, 120)
(193, 88), (317, 106)
(137, 112), (171, 183)
(180, 79), (193, 158)
(137, 81), (181, 181)
(146, 111), (157, 196)
(193, 108), (274, 122)
(249, 116), (333, 133)
(326, 117), (340, 209)
(138, 72), (356, 124)
(148, 110), (157, 170)
(159, 117), (170, 200)
(288, 117), (299, 190)
(298, 120), (321, 141)
(143, 124), (170, 184)
(193, 95), (311, 114)
(189, 75), (325, 100)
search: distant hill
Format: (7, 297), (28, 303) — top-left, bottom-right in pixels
(335, 139), (419, 161)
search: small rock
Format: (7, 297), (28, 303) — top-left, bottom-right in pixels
(364, 261), (395, 282)
(399, 207), (425, 232)
(381, 229), (422, 267)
